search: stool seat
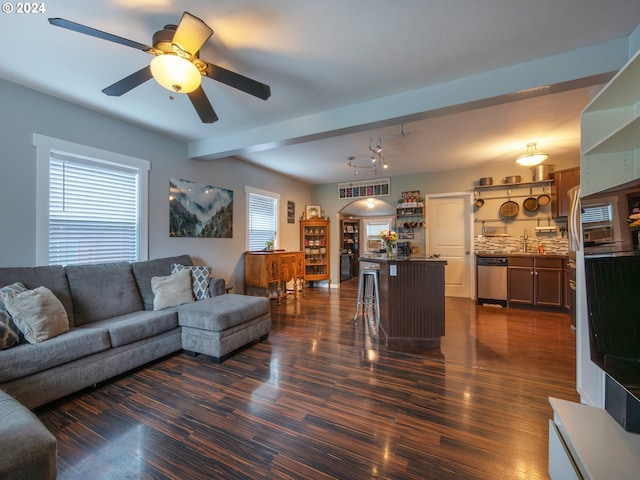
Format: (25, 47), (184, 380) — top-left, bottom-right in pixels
(353, 268), (380, 328)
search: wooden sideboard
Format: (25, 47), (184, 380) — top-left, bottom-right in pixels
(244, 251), (305, 303)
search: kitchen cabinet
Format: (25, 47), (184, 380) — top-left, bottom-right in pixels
(563, 258), (570, 311)
(359, 256), (446, 349)
(548, 397), (640, 479)
(552, 167), (580, 218)
(300, 218), (330, 284)
(580, 47), (640, 197)
(508, 255), (564, 307)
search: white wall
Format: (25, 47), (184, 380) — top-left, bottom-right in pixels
(0, 78), (311, 291)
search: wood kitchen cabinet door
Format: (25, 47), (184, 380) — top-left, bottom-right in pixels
(552, 167), (580, 218)
(508, 265), (535, 304)
(508, 256), (564, 307)
(535, 267), (563, 307)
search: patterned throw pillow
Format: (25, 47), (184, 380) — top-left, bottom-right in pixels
(0, 282), (28, 350)
(170, 264), (212, 300)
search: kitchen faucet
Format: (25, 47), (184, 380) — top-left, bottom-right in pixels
(523, 230), (528, 252)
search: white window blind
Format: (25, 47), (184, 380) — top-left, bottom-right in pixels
(48, 152), (141, 265)
(247, 190), (278, 251)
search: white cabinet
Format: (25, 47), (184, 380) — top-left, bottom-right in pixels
(548, 419), (580, 480)
(581, 47), (640, 197)
(549, 397), (640, 480)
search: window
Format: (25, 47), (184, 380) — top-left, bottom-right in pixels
(34, 134), (149, 265)
(246, 187), (279, 251)
(363, 219), (392, 252)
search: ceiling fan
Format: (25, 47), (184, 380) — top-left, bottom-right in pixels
(48, 12), (271, 123)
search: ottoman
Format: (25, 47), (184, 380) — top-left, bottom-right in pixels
(175, 294), (271, 363)
(0, 389), (57, 480)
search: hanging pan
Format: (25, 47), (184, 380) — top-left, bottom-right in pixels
(537, 185), (551, 206)
(523, 187), (539, 212)
(499, 191), (519, 218)
(474, 191), (485, 208)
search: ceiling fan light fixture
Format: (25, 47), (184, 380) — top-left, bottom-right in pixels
(516, 142), (548, 166)
(150, 54), (201, 93)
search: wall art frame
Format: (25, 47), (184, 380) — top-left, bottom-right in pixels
(338, 177), (390, 199)
(169, 177), (233, 238)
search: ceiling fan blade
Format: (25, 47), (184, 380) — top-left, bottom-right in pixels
(172, 12), (213, 55)
(49, 18), (153, 52)
(188, 86), (218, 123)
(203, 62), (271, 100)
(102, 66), (153, 96)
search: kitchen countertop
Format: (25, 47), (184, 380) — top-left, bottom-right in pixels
(475, 251), (568, 258)
(359, 255), (447, 264)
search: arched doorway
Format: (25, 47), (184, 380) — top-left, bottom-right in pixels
(339, 198), (396, 217)
(337, 198), (396, 282)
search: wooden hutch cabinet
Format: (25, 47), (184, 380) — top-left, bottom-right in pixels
(300, 218), (330, 284)
(244, 251), (305, 303)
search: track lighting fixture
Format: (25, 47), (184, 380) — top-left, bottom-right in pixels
(346, 125), (406, 176)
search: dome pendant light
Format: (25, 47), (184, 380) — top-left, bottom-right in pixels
(150, 54), (201, 93)
(516, 142), (548, 166)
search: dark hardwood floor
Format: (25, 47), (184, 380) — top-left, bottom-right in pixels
(36, 279), (578, 479)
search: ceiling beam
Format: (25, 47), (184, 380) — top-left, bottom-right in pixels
(188, 37), (628, 161)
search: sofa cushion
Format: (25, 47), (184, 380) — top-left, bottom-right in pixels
(0, 327), (110, 383)
(65, 262), (143, 325)
(171, 264), (212, 300)
(0, 265), (74, 326)
(175, 294), (270, 332)
(81, 310), (178, 347)
(0, 282), (27, 349)
(152, 270), (194, 310)
(5, 286), (69, 344)
(131, 255), (193, 310)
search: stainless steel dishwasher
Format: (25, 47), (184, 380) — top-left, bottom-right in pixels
(476, 257), (508, 307)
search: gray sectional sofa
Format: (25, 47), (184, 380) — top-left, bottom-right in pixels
(0, 254), (271, 479)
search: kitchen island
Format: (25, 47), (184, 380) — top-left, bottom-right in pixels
(359, 256), (447, 349)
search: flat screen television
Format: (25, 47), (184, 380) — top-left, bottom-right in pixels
(584, 250), (640, 407)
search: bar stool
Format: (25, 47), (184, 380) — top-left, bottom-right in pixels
(353, 268), (380, 327)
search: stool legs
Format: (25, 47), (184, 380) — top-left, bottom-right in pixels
(353, 269), (380, 329)
(366, 271), (380, 330)
(352, 271), (365, 323)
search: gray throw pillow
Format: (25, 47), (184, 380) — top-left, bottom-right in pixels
(4, 286), (69, 344)
(0, 282), (27, 349)
(170, 264), (212, 300)
(151, 269), (194, 310)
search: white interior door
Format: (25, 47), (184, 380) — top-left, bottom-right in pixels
(428, 195), (471, 298)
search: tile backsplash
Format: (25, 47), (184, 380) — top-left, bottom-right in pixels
(475, 235), (568, 255)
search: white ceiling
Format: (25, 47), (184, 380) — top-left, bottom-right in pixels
(2, 1), (640, 184)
